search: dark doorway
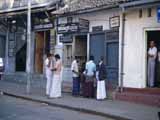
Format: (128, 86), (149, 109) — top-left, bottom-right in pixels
(0, 35), (6, 58)
(16, 43), (27, 71)
(75, 35), (87, 68)
(147, 30), (160, 87)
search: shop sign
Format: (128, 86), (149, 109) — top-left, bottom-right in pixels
(109, 16), (120, 28)
(59, 35), (73, 43)
(157, 7), (160, 23)
(34, 23), (54, 30)
(57, 18), (89, 34)
(57, 23), (79, 34)
(79, 19), (89, 33)
(92, 26), (103, 32)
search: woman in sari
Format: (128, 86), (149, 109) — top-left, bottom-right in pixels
(49, 54), (62, 98)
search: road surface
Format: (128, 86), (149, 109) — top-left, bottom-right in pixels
(0, 95), (116, 120)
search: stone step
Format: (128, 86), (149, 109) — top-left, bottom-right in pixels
(121, 87), (160, 95)
(115, 91), (160, 107)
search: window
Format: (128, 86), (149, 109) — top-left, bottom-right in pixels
(148, 8), (152, 17)
(67, 17), (73, 23)
(139, 9), (143, 18)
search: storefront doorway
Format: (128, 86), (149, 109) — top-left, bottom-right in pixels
(147, 30), (160, 87)
(75, 35), (87, 68)
(15, 33), (27, 72)
(35, 30), (50, 74)
(0, 35), (6, 58)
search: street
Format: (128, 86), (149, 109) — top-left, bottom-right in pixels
(0, 95), (115, 120)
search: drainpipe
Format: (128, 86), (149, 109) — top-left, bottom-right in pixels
(119, 7), (126, 92)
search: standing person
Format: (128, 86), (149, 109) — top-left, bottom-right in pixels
(84, 56), (96, 98)
(49, 54), (62, 98)
(96, 57), (106, 100)
(148, 41), (157, 88)
(45, 53), (53, 96)
(71, 57), (80, 96)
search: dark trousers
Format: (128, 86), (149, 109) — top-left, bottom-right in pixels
(72, 77), (80, 95)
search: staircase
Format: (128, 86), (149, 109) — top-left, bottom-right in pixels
(115, 87), (160, 107)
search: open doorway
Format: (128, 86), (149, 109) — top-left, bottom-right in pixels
(35, 30), (50, 74)
(75, 35), (87, 69)
(15, 33), (27, 72)
(147, 30), (160, 87)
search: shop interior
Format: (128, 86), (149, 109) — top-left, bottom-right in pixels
(74, 35), (87, 71)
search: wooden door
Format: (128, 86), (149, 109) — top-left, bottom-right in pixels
(35, 32), (44, 74)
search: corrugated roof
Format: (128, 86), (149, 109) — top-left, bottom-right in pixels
(53, 0), (136, 14)
(0, 0), (59, 13)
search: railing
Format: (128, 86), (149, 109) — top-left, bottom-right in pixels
(0, 0), (57, 11)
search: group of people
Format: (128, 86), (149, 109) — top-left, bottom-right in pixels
(71, 56), (107, 100)
(45, 53), (62, 98)
(44, 40), (158, 100)
(45, 53), (107, 100)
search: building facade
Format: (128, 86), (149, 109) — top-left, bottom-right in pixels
(0, 0), (60, 84)
(55, 0), (160, 90)
(55, 0), (125, 89)
(121, 1), (160, 88)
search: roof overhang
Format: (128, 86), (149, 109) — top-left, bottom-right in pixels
(52, 4), (120, 17)
(120, 0), (160, 11)
(0, 0), (59, 14)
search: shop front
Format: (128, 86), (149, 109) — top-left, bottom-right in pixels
(57, 17), (89, 82)
(122, 7), (160, 89)
(115, 7), (160, 106)
(33, 22), (55, 74)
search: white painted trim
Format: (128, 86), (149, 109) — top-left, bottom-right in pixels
(87, 33), (90, 61)
(143, 27), (160, 88)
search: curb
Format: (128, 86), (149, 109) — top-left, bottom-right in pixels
(2, 91), (131, 120)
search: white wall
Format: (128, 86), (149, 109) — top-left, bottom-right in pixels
(58, 9), (120, 32)
(123, 7), (160, 88)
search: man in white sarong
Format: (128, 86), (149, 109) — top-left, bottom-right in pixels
(148, 41), (157, 87)
(49, 54), (62, 98)
(45, 53), (54, 96)
(97, 57), (106, 100)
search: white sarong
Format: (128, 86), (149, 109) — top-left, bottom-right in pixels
(46, 71), (52, 95)
(49, 74), (62, 98)
(97, 80), (106, 100)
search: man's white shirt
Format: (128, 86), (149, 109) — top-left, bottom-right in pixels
(148, 47), (157, 60)
(71, 60), (79, 77)
(45, 58), (53, 76)
(85, 60), (96, 76)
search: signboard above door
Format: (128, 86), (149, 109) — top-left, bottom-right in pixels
(33, 22), (54, 31)
(59, 34), (73, 43)
(109, 16), (120, 28)
(57, 17), (89, 34)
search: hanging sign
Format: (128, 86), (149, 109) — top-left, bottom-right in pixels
(109, 16), (120, 28)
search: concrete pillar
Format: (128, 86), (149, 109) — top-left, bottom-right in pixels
(5, 23), (9, 73)
(26, 0), (32, 94)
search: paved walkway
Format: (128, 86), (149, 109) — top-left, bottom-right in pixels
(0, 80), (159, 120)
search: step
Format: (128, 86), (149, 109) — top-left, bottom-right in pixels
(121, 87), (160, 95)
(115, 92), (160, 107)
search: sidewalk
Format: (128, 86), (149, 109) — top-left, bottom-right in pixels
(0, 80), (159, 120)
